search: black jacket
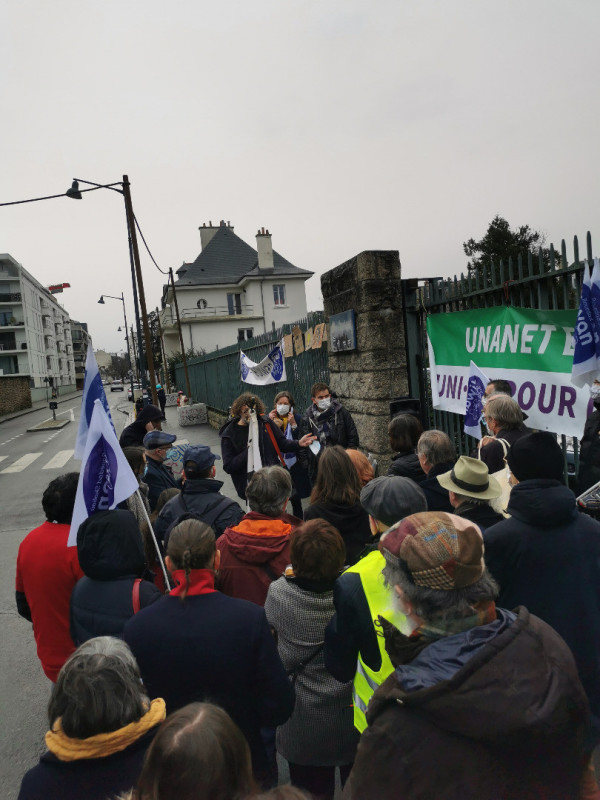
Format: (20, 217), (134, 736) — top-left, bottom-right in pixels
(219, 415), (301, 499)
(123, 589), (295, 779)
(119, 405), (163, 448)
(18, 726), (158, 800)
(474, 425), (530, 474)
(144, 456), (179, 511)
(300, 400), (359, 483)
(454, 500), (504, 531)
(420, 461), (455, 512)
(155, 477), (244, 545)
(70, 509), (162, 646)
(303, 500), (372, 566)
(386, 452), (425, 483)
(578, 406), (600, 492)
(484, 479), (600, 741)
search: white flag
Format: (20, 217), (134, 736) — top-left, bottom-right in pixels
(464, 361), (489, 440)
(68, 400), (139, 546)
(240, 340), (286, 385)
(74, 345), (114, 459)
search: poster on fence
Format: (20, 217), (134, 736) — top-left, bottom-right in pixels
(427, 306), (591, 437)
(240, 340), (287, 385)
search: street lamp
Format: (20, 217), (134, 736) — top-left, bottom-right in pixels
(98, 293), (134, 399)
(67, 176), (158, 407)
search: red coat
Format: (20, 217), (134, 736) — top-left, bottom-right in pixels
(16, 521), (84, 681)
(216, 512), (301, 606)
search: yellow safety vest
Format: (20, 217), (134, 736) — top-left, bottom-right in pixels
(345, 550), (407, 733)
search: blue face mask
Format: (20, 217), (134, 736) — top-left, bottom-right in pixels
(165, 448), (178, 461)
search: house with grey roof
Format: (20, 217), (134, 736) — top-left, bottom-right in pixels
(159, 221), (313, 356)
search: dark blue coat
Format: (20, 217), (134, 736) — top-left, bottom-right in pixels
(144, 456), (179, 511)
(18, 727), (157, 800)
(71, 509), (162, 645)
(123, 589), (295, 778)
(484, 479), (600, 742)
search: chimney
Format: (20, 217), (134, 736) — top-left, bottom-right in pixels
(199, 220), (234, 250)
(256, 228), (274, 270)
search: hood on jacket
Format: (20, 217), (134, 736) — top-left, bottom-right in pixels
(506, 479), (577, 527)
(221, 512), (292, 564)
(77, 509), (145, 580)
(308, 501), (364, 528)
(370, 607), (589, 746)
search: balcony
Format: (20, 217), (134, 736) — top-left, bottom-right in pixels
(160, 304), (258, 330)
(0, 292), (22, 303)
(0, 355), (20, 375)
(0, 318), (24, 328)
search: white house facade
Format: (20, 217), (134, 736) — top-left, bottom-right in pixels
(0, 254), (77, 401)
(159, 222), (313, 356)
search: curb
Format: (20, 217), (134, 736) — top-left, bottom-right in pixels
(0, 392), (83, 425)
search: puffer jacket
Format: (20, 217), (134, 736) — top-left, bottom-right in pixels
(119, 405), (163, 448)
(70, 509), (162, 645)
(343, 607), (591, 800)
(216, 512), (302, 606)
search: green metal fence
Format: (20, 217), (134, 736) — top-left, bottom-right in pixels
(175, 311), (329, 416)
(405, 233), (595, 483)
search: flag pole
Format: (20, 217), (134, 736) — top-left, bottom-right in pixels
(137, 491), (171, 590)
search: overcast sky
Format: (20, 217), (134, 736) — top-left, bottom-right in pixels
(2, 0), (598, 353)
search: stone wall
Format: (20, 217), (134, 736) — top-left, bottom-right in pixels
(0, 376), (32, 416)
(321, 251), (408, 473)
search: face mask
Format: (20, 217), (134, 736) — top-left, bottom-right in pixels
(316, 397), (331, 412)
(309, 440), (321, 455)
(165, 448), (178, 461)
(276, 404), (290, 416)
(591, 385), (600, 401)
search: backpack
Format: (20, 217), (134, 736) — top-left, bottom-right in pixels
(163, 492), (238, 550)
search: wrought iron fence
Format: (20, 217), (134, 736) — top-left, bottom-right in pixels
(175, 311), (329, 416)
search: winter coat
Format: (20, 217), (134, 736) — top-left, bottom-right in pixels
(216, 512), (301, 606)
(454, 499), (504, 531)
(119, 404), (163, 447)
(17, 726), (158, 800)
(220, 415), (302, 499)
(299, 400), (359, 483)
(578, 406), (600, 492)
(343, 607), (591, 800)
(155, 477), (244, 546)
(303, 500), (372, 566)
(144, 456), (179, 511)
(15, 522), (84, 681)
(70, 509), (162, 645)
(123, 588), (295, 780)
(484, 479), (600, 741)
(474, 425), (530, 474)
(265, 575), (358, 766)
(386, 451), (425, 483)
(419, 461), (455, 512)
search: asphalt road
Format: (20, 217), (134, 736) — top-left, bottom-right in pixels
(0, 392), (133, 795)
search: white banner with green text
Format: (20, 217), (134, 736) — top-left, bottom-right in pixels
(427, 306), (591, 437)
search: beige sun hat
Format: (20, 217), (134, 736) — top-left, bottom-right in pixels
(437, 456), (502, 500)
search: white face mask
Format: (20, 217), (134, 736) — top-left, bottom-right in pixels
(276, 403), (290, 416)
(316, 397), (331, 412)
(591, 385), (600, 401)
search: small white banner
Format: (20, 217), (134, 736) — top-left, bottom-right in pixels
(240, 340), (287, 385)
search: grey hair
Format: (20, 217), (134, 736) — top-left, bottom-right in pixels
(452, 493), (489, 507)
(382, 560), (499, 624)
(246, 466), (292, 517)
(417, 430), (456, 467)
(48, 638), (149, 738)
(485, 394), (523, 430)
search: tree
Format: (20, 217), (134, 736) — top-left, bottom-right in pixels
(463, 215), (553, 277)
(166, 347), (204, 389)
(110, 354), (130, 380)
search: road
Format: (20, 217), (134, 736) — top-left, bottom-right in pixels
(0, 391), (132, 795)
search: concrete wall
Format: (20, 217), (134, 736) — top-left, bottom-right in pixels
(0, 376), (31, 415)
(321, 250), (407, 472)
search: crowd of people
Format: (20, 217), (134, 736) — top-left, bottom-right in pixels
(13, 378), (600, 799)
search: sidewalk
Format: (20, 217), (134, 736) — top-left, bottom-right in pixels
(0, 390), (83, 425)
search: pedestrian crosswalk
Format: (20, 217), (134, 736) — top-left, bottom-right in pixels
(0, 450), (74, 474)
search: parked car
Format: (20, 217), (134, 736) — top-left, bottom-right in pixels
(128, 382), (142, 401)
(110, 380), (124, 392)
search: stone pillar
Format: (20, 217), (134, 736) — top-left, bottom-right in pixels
(321, 251), (408, 472)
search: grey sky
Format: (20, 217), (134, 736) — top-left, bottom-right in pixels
(2, 0), (598, 353)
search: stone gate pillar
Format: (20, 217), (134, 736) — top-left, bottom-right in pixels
(321, 250), (408, 472)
